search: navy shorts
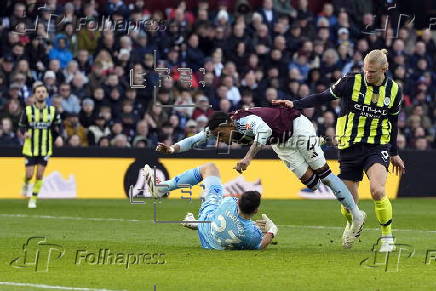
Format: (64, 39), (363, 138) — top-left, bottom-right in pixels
(24, 156), (49, 167)
(338, 144), (390, 182)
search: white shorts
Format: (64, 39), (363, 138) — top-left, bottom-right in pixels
(271, 115), (326, 178)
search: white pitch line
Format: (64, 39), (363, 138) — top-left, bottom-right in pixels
(0, 213), (144, 223)
(277, 224), (436, 234)
(1, 213), (436, 234)
(0, 281), (125, 291)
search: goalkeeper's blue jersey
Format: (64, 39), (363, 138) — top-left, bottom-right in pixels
(198, 195), (263, 250)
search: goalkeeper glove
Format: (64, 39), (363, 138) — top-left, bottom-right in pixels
(156, 143), (175, 154)
(255, 219), (267, 233)
(262, 214), (278, 238)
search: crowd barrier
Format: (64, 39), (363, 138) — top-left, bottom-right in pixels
(0, 147), (434, 199)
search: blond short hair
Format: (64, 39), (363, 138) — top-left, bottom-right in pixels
(364, 48), (388, 70)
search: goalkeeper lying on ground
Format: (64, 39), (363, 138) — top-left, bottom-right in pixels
(139, 162), (278, 250)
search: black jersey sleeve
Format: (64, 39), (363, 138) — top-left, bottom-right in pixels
(329, 73), (356, 99)
(18, 109), (29, 135)
(293, 90), (336, 109)
(389, 86), (403, 116)
(51, 109), (62, 140)
(388, 114), (399, 156)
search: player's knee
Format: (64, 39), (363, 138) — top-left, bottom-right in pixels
(370, 185), (385, 200)
(313, 164), (332, 180)
(300, 170), (320, 191)
(200, 163), (220, 178)
(299, 166), (313, 180)
(301, 172), (319, 191)
(202, 162), (218, 171)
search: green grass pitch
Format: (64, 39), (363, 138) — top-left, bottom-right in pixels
(1, 198), (435, 290)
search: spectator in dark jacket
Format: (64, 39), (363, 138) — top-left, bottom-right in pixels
(0, 117), (20, 146)
(186, 34), (205, 71)
(257, 0), (279, 32)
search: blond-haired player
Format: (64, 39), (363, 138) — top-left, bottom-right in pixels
(273, 49), (405, 252)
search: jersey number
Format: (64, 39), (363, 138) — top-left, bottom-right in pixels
(211, 215), (242, 245)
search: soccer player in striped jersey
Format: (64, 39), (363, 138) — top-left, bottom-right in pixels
(273, 49), (405, 252)
(19, 84), (62, 208)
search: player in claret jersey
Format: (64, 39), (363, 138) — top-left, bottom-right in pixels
(155, 105), (366, 247)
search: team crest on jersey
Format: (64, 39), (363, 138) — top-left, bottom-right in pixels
(384, 97), (391, 106)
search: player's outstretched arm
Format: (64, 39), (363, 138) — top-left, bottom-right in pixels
(156, 143), (181, 154)
(258, 214), (278, 249)
(272, 90), (336, 109)
(388, 114), (405, 176)
(273, 73), (353, 109)
(234, 116), (272, 173)
(156, 130), (209, 154)
(259, 233), (274, 249)
(234, 141), (265, 174)
(388, 88), (405, 176)
(51, 110), (63, 146)
(18, 110), (31, 138)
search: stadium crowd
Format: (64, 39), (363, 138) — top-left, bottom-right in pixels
(0, 0), (434, 150)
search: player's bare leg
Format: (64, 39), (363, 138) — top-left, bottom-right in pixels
(28, 164), (46, 209)
(299, 167), (321, 191)
(367, 163), (394, 252)
(23, 165), (35, 197)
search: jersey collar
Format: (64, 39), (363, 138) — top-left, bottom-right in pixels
(33, 103), (47, 110)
